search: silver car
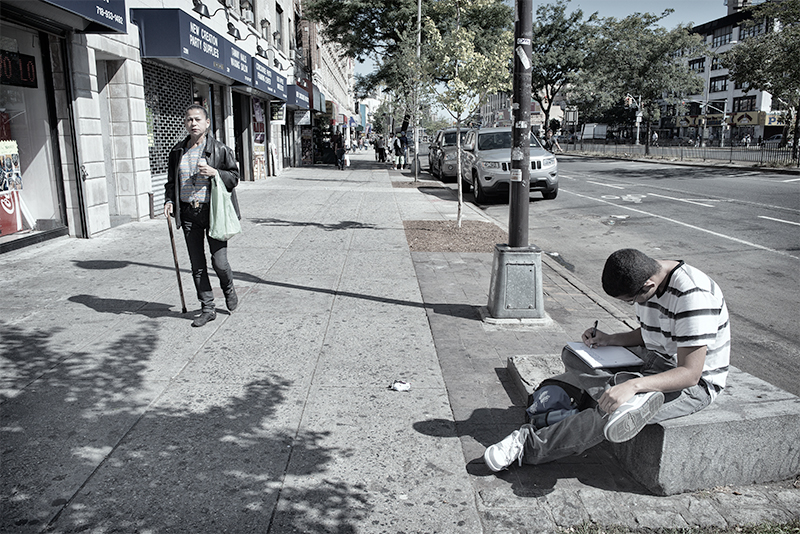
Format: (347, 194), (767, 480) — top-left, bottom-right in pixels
(461, 127), (558, 203)
(428, 128), (469, 181)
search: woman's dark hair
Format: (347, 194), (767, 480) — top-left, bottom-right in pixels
(601, 249), (660, 298)
(185, 104), (208, 119)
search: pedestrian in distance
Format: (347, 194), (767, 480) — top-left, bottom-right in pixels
(484, 248), (730, 472)
(164, 104), (240, 327)
(392, 133), (405, 170)
(544, 129), (562, 153)
(334, 134), (346, 170)
(399, 131), (409, 169)
(651, 131), (659, 147)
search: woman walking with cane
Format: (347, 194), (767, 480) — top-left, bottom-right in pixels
(164, 104), (240, 327)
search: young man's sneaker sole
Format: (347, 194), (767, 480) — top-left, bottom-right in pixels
(603, 391), (664, 443)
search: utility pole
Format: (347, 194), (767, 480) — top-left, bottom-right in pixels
(486, 0), (545, 321)
(508, 0), (532, 247)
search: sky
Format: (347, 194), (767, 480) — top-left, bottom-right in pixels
(354, 0), (730, 76)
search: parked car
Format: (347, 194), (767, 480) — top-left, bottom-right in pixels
(460, 127), (558, 203)
(762, 134), (793, 148)
(428, 128), (469, 181)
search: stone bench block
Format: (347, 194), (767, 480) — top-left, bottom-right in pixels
(507, 356), (800, 496)
(612, 367), (800, 495)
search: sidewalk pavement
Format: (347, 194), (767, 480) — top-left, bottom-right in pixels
(2, 151), (798, 533)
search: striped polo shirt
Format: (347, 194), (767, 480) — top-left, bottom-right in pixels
(179, 143), (210, 204)
(635, 261), (730, 399)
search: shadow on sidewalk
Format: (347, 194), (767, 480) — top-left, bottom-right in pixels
(71, 259), (485, 323)
(1, 321), (373, 531)
(249, 218), (378, 231)
(413, 411), (649, 497)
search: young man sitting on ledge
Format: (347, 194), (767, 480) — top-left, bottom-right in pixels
(484, 248), (731, 471)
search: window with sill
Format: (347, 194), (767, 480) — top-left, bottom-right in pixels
(739, 20), (766, 40)
(709, 76), (728, 93)
(689, 58), (705, 72)
(733, 95), (756, 112)
(712, 26), (732, 47)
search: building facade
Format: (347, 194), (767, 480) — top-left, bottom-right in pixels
(0, 0), (352, 252)
(669, 0), (782, 145)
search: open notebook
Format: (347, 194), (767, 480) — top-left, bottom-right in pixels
(566, 342), (643, 369)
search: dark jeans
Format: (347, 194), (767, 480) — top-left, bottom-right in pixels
(180, 202), (234, 312)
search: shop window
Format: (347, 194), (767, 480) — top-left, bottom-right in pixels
(709, 76), (728, 93)
(0, 24), (66, 237)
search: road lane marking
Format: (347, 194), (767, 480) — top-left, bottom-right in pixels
(648, 193), (716, 208)
(782, 177), (800, 183)
(759, 216), (800, 227)
(587, 181), (625, 189)
(564, 189), (799, 260)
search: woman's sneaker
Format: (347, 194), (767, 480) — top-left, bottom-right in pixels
(603, 391), (664, 443)
(484, 428), (526, 472)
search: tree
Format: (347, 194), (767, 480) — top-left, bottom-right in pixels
(304, 0), (509, 97)
(580, 11), (706, 153)
(529, 0), (596, 137)
(722, 0), (800, 160)
(423, 0), (512, 225)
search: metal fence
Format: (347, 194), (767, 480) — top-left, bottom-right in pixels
(560, 139), (799, 168)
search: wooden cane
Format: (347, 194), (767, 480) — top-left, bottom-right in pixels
(167, 214), (188, 314)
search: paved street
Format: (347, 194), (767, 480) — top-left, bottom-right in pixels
(2, 151), (798, 533)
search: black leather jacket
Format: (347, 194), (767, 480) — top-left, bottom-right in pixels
(165, 133), (241, 229)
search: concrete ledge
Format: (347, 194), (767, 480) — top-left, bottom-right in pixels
(612, 367), (800, 495)
(508, 356), (800, 495)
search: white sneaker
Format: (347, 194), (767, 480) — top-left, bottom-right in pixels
(484, 429), (525, 472)
(603, 391), (664, 443)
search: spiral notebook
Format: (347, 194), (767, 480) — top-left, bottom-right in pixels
(566, 342), (643, 369)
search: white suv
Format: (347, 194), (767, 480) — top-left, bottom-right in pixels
(461, 127), (558, 203)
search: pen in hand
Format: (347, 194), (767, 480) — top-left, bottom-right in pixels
(590, 320), (598, 348)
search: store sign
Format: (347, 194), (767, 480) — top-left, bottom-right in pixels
(0, 51), (37, 88)
(225, 42), (252, 85)
(287, 85), (309, 109)
(252, 58), (287, 101)
(43, 0), (127, 33)
(133, 9), (226, 76)
(766, 113), (787, 126)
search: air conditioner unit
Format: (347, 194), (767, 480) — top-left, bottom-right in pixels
(243, 11), (254, 23)
(224, 0), (234, 8)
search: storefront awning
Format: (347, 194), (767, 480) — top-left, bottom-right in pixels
(252, 58), (287, 101)
(287, 85), (309, 110)
(3, 0), (127, 33)
(313, 86), (326, 113)
(131, 9), (231, 84)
